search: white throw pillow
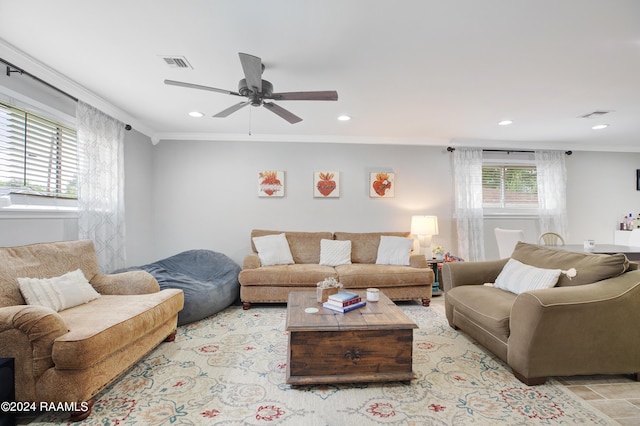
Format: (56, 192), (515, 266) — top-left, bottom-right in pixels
(494, 258), (561, 294)
(319, 239), (352, 266)
(18, 269), (101, 312)
(375, 236), (413, 266)
(252, 233), (295, 266)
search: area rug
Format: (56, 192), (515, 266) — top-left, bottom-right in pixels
(27, 302), (614, 425)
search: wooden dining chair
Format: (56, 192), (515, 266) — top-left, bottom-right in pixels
(538, 232), (565, 246)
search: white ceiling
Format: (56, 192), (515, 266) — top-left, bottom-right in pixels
(1, 0), (639, 151)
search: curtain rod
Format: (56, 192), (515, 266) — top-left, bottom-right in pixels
(446, 146), (572, 155)
(1, 57), (132, 131)
(2, 57), (79, 102)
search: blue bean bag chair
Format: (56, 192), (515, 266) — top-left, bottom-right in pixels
(118, 250), (240, 325)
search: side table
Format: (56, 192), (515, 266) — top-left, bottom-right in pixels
(427, 259), (443, 296)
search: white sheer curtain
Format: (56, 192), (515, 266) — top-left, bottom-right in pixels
(535, 150), (568, 239)
(76, 101), (126, 273)
(453, 148), (485, 261)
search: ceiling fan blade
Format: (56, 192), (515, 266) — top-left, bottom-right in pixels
(213, 101), (251, 118)
(263, 102), (302, 124)
(164, 79), (240, 96)
(270, 91), (339, 101)
(238, 53), (262, 92)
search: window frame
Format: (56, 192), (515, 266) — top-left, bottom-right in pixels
(0, 100), (78, 216)
(482, 156), (539, 218)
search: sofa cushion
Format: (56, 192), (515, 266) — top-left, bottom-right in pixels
(250, 230), (333, 264)
(511, 242), (629, 287)
(53, 289), (183, 370)
(335, 264), (431, 288)
(239, 264), (337, 286)
(0, 240), (100, 308)
(334, 232), (411, 264)
(446, 285), (516, 342)
(376, 236), (413, 266)
(494, 258), (561, 294)
(319, 239), (352, 266)
(252, 233), (294, 266)
(18, 269), (101, 312)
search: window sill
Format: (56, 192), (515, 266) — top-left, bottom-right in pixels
(0, 194), (78, 218)
(483, 211), (539, 220)
(0, 205), (78, 219)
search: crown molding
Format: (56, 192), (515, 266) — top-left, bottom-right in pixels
(0, 38), (154, 137)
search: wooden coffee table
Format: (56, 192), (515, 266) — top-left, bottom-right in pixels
(285, 290), (418, 385)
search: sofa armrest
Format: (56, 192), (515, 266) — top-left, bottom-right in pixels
(508, 270), (640, 379)
(90, 270), (160, 295)
(242, 253), (261, 269)
(441, 259), (508, 292)
(0, 305), (68, 381)
(409, 254), (428, 268)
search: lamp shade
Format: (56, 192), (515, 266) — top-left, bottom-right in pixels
(411, 215), (439, 236)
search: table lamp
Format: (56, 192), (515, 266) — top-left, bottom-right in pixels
(411, 215), (439, 257)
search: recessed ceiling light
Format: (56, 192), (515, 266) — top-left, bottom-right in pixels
(188, 111), (204, 118)
(592, 124), (609, 130)
(338, 115), (351, 121)
(498, 120), (513, 126)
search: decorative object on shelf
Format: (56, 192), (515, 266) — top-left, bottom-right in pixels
(316, 276), (342, 302)
(433, 245), (445, 260)
(369, 172), (395, 198)
(314, 171), (339, 198)
(410, 215), (439, 256)
(258, 170), (285, 197)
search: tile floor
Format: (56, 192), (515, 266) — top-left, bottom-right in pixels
(558, 375), (640, 425)
(430, 295), (640, 424)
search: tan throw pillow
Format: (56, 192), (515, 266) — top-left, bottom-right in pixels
(375, 236), (413, 266)
(252, 233), (295, 266)
(319, 239), (352, 266)
(18, 269), (100, 312)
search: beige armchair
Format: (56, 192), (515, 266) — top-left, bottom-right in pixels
(0, 240), (184, 420)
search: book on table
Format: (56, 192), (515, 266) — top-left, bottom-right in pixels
(327, 291), (360, 304)
(325, 295), (362, 307)
(322, 300), (366, 313)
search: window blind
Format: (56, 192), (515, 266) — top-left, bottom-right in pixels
(0, 101), (78, 198)
(482, 165), (537, 208)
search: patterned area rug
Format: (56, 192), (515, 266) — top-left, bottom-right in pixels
(27, 302), (614, 425)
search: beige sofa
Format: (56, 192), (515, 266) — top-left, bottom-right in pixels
(239, 230), (434, 309)
(442, 241), (640, 385)
(0, 240), (184, 420)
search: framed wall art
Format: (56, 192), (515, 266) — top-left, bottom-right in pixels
(369, 172), (395, 198)
(258, 170), (285, 197)
(314, 171), (339, 198)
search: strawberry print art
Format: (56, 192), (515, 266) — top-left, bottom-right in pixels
(258, 170), (284, 197)
(370, 172), (395, 198)
(314, 171), (339, 198)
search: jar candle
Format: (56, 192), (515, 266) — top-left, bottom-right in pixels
(366, 288), (380, 302)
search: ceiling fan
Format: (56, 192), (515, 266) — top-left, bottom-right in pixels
(164, 53), (338, 124)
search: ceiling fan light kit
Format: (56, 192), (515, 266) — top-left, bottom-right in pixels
(165, 52), (338, 124)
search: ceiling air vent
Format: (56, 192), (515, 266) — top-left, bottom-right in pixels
(161, 56), (193, 69)
(579, 111), (611, 119)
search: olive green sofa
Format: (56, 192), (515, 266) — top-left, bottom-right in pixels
(442, 241), (640, 385)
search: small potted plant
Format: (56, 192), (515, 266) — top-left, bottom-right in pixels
(317, 277), (342, 302)
(433, 245), (445, 260)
